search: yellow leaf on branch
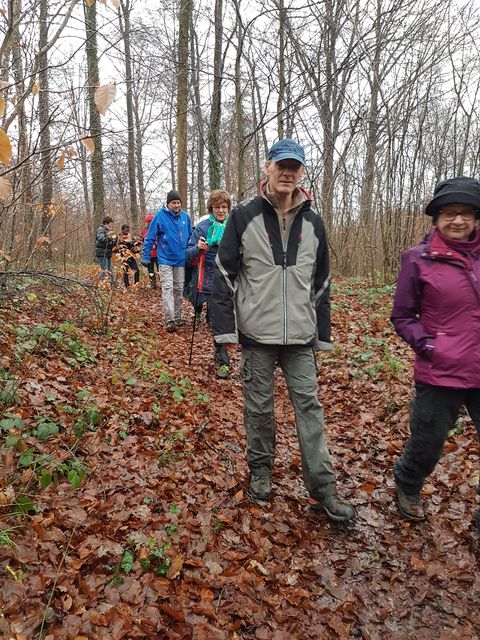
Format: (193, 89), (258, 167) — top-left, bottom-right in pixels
(81, 136), (95, 154)
(57, 151), (66, 171)
(31, 83), (40, 95)
(0, 175), (11, 202)
(94, 83), (117, 116)
(85, 0), (94, 6)
(0, 129), (12, 166)
(35, 236), (52, 248)
(110, 0), (121, 8)
(0, 97), (5, 118)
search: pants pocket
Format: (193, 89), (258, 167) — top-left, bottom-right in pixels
(240, 349), (254, 383)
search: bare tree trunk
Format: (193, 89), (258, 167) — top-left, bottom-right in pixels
(84, 0), (105, 231)
(69, 83), (94, 244)
(9, 0), (33, 260)
(276, 0), (285, 139)
(176, 0), (191, 204)
(234, 8), (245, 200)
(119, 0), (139, 229)
(38, 0), (53, 260)
(191, 22), (205, 218)
(133, 88), (146, 220)
(208, 0), (223, 191)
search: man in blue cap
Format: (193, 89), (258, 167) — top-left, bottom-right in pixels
(210, 139), (355, 522)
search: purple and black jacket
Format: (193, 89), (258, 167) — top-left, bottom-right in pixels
(391, 228), (480, 388)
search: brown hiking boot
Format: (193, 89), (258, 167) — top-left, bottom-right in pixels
(313, 495), (356, 522)
(166, 322), (176, 332)
(395, 483), (425, 521)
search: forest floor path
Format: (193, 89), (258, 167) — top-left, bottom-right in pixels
(0, 272), (479, 639)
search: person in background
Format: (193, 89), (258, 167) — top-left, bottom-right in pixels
(141, 213), (158, 288)
(95, 216), (117, 284)
(141, 190), (192, 331)
(391, 176), (480, 528)
(185, 189), (232, 379)
(210, 138), (356, 522)
(115, 224), (141, 289)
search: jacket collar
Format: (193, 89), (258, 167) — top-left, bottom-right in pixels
(424, 227), (480, 269)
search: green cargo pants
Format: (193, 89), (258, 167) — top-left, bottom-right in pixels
(240, 344), (337, 500)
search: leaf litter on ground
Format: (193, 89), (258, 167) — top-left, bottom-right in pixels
(0, 274), (479, 638)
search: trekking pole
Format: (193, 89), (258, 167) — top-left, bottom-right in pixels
(188, 252), (205, 366)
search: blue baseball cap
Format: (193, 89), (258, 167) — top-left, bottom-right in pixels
(267, 139), (305, 165)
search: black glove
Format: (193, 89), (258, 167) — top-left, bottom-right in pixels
(141, 259), (150, 268)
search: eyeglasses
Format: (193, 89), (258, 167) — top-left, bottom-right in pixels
(438, 210), (476, 222)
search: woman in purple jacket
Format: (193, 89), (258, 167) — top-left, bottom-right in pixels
(391, 176), (480, 527)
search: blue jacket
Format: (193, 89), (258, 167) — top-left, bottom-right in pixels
(185, 218), (218, 297)
(142, 206), (192, 266)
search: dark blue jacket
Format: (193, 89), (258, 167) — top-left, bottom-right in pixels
(185, 218), (219, 295)
(142, 206), (192, 266)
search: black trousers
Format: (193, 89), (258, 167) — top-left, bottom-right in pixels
(394, 383), (480, 495)
(123, 257), (140, 287)
(215, 342), (230, 366)
(147, 257), (158, 277)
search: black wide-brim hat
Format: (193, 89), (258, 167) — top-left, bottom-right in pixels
(425, 176), (480, 217)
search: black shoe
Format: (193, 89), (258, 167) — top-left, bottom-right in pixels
(166, 322), (176, 332)
(314, 495), (356, 522)
(249, 474), (271, 500)
(395, 483), (425, 521)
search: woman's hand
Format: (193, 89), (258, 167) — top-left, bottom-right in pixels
(197, 236), (208, 251)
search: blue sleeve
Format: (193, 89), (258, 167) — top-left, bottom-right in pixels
(186, 224), (202, 265)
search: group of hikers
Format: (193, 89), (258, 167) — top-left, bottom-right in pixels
(96, 138), (480, 529)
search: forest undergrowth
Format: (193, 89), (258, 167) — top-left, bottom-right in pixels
(0, 270), (479, 639)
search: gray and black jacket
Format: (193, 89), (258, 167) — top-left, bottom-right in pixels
(210, 186), (331, 349)
(95, 224), (117, 259)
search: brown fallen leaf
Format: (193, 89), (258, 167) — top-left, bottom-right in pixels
(166, 553), (184, 579)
